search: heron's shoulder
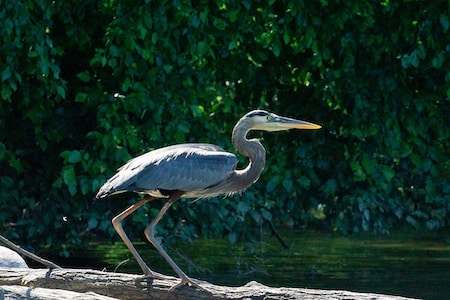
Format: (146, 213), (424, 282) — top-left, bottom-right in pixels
(162, 143), (228, 153)
(149, 143), (233, 158)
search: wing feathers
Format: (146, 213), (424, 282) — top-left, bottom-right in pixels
(96, 144), (238, 198)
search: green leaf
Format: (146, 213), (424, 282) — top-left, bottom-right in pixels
(1, 86), (12, 100)
(261, 208), (272, 221)
(282, 178), (293, 192)
(76, 71), (91, 82)
(88, 218), (98, 229)
(410, 51), (419, 68)
(80, 178), (91, 195)
(226, 10), (238, 22)
(101, 56), (107, 67)
(75, 92), (89, 103)
(62, 166), (77, 196)
(68, 150), (81, 164)
(350, 161), (366, 181)
(197, 41), (209, 55)
(322, 179), (337, 196)
(189, 105), (204, 117)
(266, 174), (281, 192)
(440, 14), (449, 32)
(361, 154), (376, 176)
(283, 32), (290, 44)
(92, 178), (101, 192)
(250, 210), (261, 224)
(151, 32), (158, 44)
(410, 154), (421, 167)
(382, 165), (395, 181)
(163, 64), (172, 73)
(432, 53), (444, 68)
(272, 43), (281, 57)
(191, 15), (201, 27)
(213, 17), (227, 30)
(227, 232), (237, 244)
(174, 131), (185, 143)
(297, 176), (311, 189)
(237, 201), (250, 213)
(2, 67), (12, 81)
(177, 121), (190, 133)
(9, 157), (23, 173)
(56, 86), (66, 99)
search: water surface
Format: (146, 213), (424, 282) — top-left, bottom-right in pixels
(56, 230), (449, 299)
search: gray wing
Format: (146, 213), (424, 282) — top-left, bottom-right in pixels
(96, 143), (238, 198)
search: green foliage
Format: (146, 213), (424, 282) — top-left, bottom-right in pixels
(0, 0), (448, 256)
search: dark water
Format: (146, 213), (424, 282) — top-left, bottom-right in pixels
(54, 230), (449, 300)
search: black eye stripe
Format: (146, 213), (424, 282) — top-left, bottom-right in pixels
(247, 111), (269, 118)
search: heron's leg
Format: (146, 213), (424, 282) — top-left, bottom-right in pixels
(144, 191), (207, 291)
(112, 195), (169, 280)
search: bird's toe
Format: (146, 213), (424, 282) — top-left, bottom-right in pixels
(168, 276), (210, 293)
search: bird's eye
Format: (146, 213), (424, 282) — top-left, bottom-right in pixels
(266, 115), (273, 121)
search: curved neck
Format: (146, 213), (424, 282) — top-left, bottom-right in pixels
(199, 118), (267, 197)
(230, 119), (266, 190)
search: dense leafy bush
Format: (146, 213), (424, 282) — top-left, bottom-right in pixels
(0, 0), (448, 256)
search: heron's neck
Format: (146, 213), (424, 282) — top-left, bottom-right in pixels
(231, 122), (266, 190)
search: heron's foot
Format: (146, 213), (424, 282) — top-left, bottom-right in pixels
(139, 270), (176, 281)
(169, 275), (210, 293)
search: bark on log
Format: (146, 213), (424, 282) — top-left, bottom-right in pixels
(0, 285), (117, 300)
(0, 268), (418, 300)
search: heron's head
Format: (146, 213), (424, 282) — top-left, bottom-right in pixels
(243, 110), (321, 132)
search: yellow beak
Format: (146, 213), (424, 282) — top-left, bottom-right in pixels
(279, 116), (322, 130)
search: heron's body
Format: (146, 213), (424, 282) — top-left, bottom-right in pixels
(96, 110), (321, 291)
(96, 143), (241, 199)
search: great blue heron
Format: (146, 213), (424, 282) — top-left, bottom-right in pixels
(96, 110), (321, 291)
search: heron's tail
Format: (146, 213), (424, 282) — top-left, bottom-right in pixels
(95, 188), (109, 200)
(95, 180), (116, 199)
(95, 169), (135, 199)
(95, 183), (127, 199)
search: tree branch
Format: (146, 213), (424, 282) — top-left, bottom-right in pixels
(0, 235), (61, 269)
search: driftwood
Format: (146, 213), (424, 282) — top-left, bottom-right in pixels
(0, 236), (418, 299)
(0, 268), (418, 300)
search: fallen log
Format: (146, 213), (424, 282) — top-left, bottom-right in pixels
(0, 268), (418, 300)
(0, 285), (117, 300)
